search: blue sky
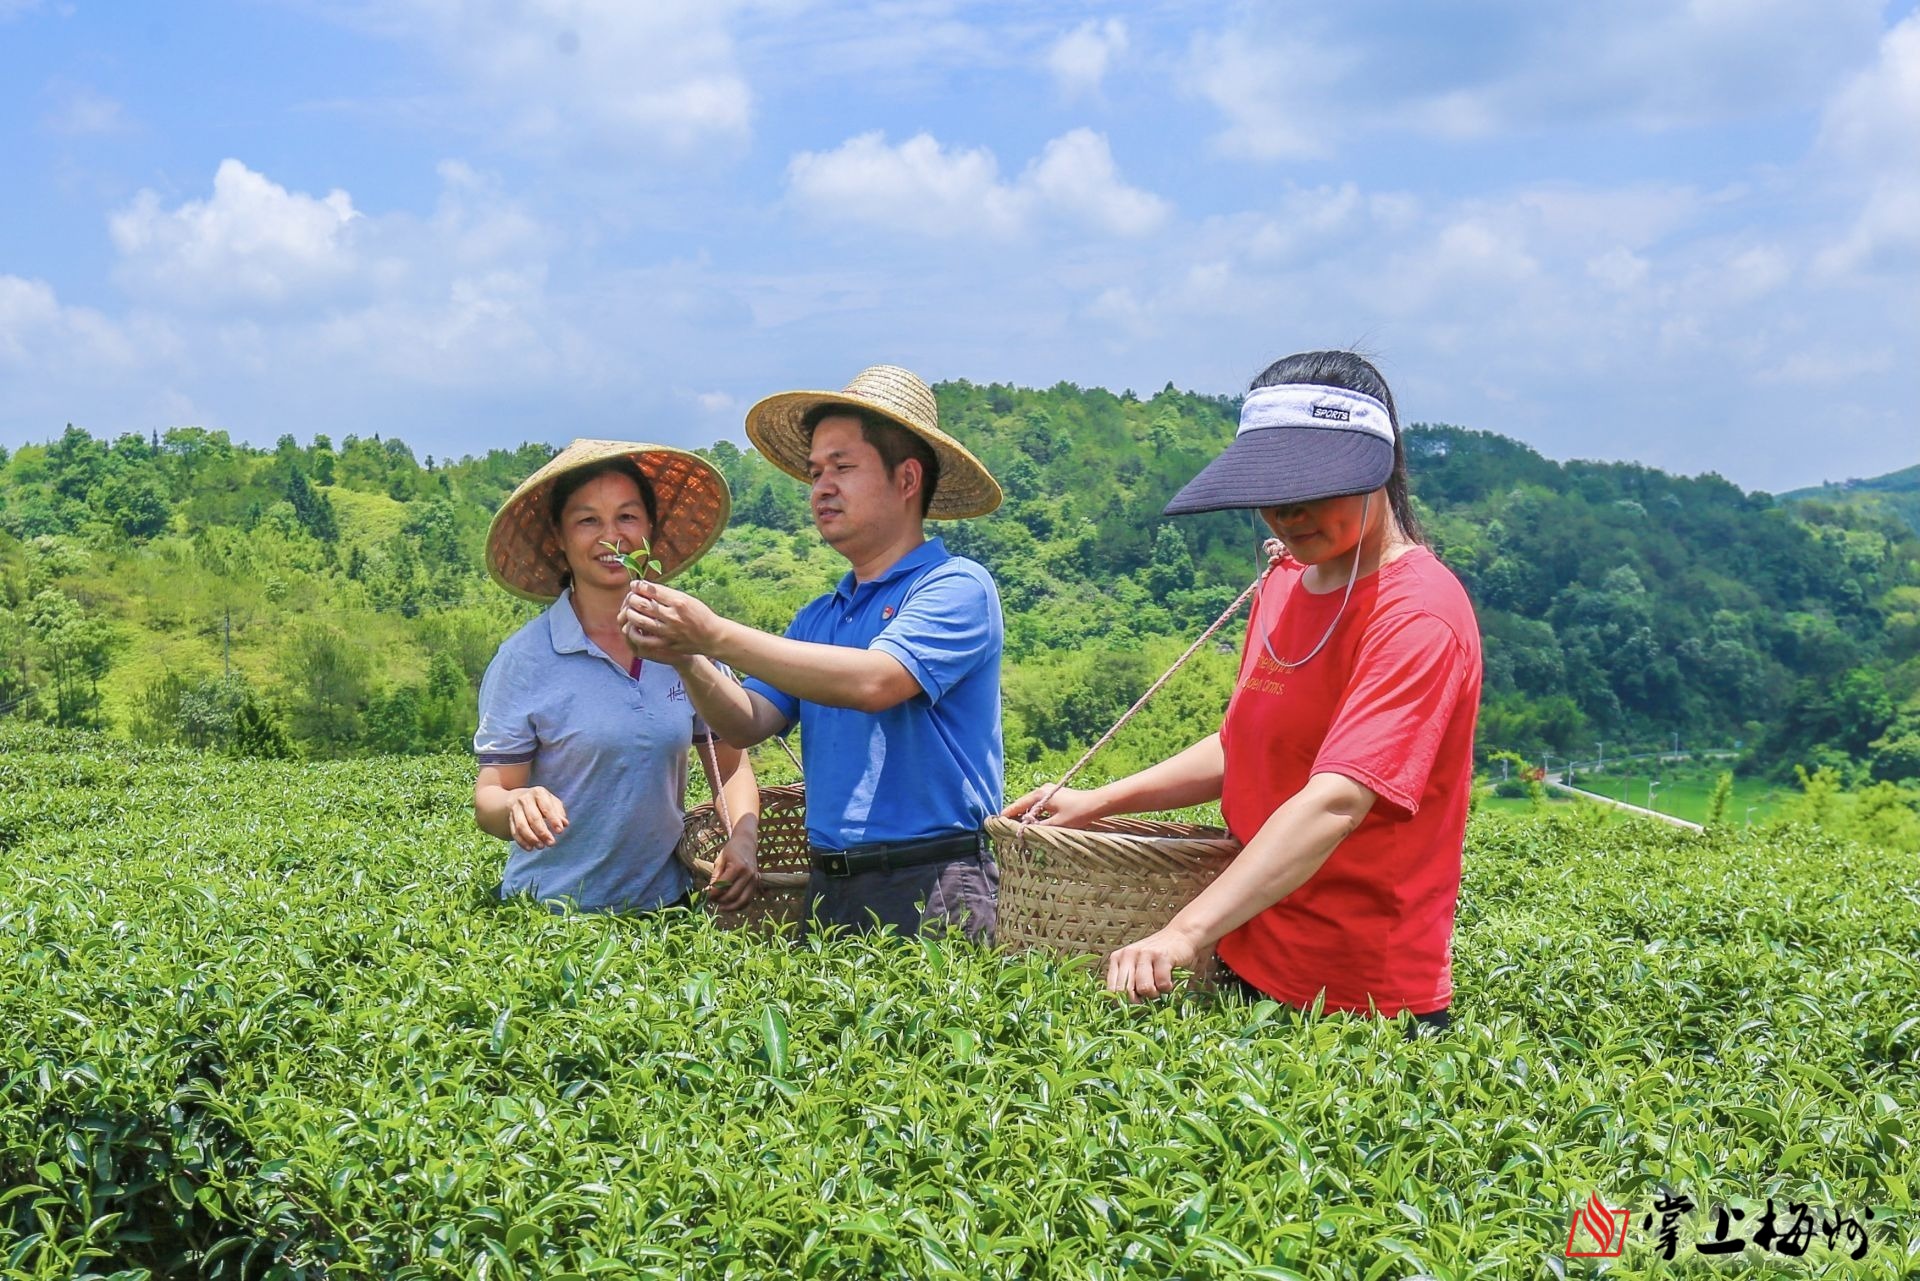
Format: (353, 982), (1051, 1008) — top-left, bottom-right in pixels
(2, 1), (1915, 493)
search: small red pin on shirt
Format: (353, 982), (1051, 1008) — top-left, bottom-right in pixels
(881, 606), (895, 619)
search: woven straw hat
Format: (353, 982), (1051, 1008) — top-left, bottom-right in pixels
(484, 439), (731, 603)
(744, 365), (1002, 519)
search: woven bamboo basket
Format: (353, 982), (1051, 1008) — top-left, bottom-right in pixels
(678, 783), (812, 933)
(985, 815), (1241, 987)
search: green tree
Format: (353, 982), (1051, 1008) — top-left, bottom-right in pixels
(278, 622), (371, 751)
(286, 467), (339, 543)
(23, 589), (116, 727)
(231, 690), (293, 758)
(1144, 525), (1195, 598)
(98, 469), (173, 540)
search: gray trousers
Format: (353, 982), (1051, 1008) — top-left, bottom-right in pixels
(806, 850), (999, 942)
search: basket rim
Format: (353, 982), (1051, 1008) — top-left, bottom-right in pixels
(984, 813), (1237, 845)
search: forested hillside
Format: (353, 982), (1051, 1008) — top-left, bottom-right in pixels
(3, 381), (1917, 791)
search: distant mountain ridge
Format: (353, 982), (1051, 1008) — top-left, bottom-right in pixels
(1781, 461), (1920, 536)
(3, 383), (1918, 785)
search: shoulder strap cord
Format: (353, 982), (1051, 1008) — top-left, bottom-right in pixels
(1022, 567), (1270, 825)
(695, 710), (804, 836)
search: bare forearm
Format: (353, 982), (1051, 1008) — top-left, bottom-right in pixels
(1087, 734), (1226, 819)
(473, 783), (517, 841)
(677, 656), (771, 747)
(717, 753), (760, 845)
(707, 618), (907, 712)
(1161, 774), (1372, 952)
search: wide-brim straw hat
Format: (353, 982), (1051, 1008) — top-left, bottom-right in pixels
(744, 365), (1002, 519)
(485, 439), (731, 603)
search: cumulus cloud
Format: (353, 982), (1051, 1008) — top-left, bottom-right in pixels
(1187, 27), (1351, 159)
(787, 128), (1166, 239)
(110, 160), (363, 307)
(1046, 18), (1127, 99)
(1817, 9), (1920, 167)
(1187, 1), (1885, 158)
(337, 0), (752, 152)
(1024, 129), (1168, 237)
(1813, 12), (1920, 277)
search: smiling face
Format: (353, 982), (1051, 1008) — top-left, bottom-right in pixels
(556, 470), (654, 595)
(806, 415), (922, 560)
(1259, 492), (1378, 565)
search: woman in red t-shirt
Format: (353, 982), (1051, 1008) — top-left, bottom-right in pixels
(1005, 351), (1482, 1024)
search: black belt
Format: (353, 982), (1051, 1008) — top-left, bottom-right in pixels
(812, 831), (984, 878)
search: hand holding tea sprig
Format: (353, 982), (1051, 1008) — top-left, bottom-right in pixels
(619, 580), (726, 664)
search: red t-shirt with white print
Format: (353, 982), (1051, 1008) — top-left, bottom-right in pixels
(1216, 545), (1482, 1016)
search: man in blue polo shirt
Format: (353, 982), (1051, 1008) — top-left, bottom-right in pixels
(619, 365), (1006, 939)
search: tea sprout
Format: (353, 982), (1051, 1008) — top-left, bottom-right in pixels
(601, 538), (663, 581)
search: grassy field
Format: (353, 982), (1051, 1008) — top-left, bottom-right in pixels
(1563, 768), (1791, 826)
(3, 728), (1916, 1279)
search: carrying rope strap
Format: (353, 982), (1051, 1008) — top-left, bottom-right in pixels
(696, 733), (733, 835)
(696, 718), (803, 838)
(1022, 567), (1270, 825)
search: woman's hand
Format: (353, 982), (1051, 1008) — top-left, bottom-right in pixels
(1001, 784), (1104, 827)
(1107, 924), (1207, 1003)
(506, 786), (569, 850)
(705, 829), (760, 911)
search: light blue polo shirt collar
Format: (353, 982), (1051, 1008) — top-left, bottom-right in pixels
(545, 589), (629, 672)
(830, 537), (949, 604)
(545, 588), (594, 654)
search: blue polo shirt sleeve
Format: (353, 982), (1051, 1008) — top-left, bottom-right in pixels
(740, 616), (805, 728)
(869, 561), (999, 705)
(474, 644), (537, 765)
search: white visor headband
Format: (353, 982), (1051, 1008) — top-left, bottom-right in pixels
(1239, 384), (1394, 443)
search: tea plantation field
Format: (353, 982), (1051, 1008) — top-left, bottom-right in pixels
(3, 728), (1916, 1279)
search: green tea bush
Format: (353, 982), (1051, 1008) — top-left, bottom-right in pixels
(2, 727), (1915, 1279)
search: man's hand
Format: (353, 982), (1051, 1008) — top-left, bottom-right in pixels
(620, 581), (725, 662)
(1106, 923), (1207, 1003)
(705, 829), (760, 911)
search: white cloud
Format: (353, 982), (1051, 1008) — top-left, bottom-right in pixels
(1813, 12), (1920, 278)
(332, 0), (751, 152)
(1815, 180), (1920, 278)
(1587, 247), (1650, 292)
(43, 85), (127, 136)
(1724, 244), (1792, 300)
(788, 132), (1024, 238)
(1023, 129), (1168, 237)
(0, 276), (135, 369)
(1187, 2), (1886, 158)
(1188, 27), (1351, 159)
(1046, 18), (1127, 99)
(1758, 346), (1895, 385)
(1818, 8), (1920, 169)
(110, 160), (362, 307)
(787, 128), (1166, 240)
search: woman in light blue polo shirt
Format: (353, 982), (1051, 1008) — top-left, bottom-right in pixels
(473, 440), (761, 913)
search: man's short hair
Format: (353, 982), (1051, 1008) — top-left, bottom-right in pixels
(802, 404), (940, 516)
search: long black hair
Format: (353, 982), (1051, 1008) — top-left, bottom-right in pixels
(1250, 350), (1424, 544)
